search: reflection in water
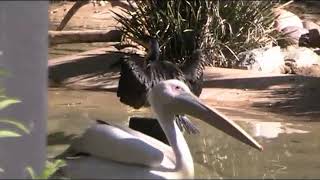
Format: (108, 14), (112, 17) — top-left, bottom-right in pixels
(48, 88), (320, 179)
(251, 122), (309, 139)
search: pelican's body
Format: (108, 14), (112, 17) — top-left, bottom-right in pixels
(57, 80), (262, 179)
(58, 121), (192, 179)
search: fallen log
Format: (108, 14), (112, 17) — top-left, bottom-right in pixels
(49, 29), (122, 45)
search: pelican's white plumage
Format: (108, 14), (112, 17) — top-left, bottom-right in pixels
(57, 79), (262, 179)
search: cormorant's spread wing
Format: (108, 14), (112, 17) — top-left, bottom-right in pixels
(117, 56), (187, 109)
(181, 49), (205, 96)
(117, 56), (150, 109)
(147, 61), (186, 88)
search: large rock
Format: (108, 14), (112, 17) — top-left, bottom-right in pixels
(303, 20), (320, 31)
(281, 26), (309, 45)
(283, 46), (320, 68)
(236, 46), (285, 73)
(273, 9), (303, 31)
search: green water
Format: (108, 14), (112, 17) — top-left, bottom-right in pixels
(48, 88), (320, 179)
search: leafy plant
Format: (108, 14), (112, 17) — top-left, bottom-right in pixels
(0, 70), (28, 138)
(113, 0), (208, 65)
(202, 1), (281, 67)
(26, 160), (67, 179)
(0, 68), (30, 174)
(113, 0), (282, 67)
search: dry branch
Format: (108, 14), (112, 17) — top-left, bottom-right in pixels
(56, 0), (90, 31)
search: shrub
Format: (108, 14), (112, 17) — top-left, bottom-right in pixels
(114, 0), (282, 67)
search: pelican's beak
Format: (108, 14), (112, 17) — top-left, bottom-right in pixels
(172, 92), (263, 151)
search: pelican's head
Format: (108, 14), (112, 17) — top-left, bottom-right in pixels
(148, 79), (263, 151)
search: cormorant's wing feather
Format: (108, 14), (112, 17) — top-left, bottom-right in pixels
(117, 56), (188, 109)
(117, 56), (150, 109)
(181, 49), (205, 96)
(147, 61), (186, 88)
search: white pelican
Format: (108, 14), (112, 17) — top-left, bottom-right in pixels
(56, 79), (263, 179)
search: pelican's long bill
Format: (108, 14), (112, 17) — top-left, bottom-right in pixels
(171, 92), (263, 151)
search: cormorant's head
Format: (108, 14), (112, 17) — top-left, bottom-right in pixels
(147, 37), (159, 52)
(145, 36), (160, 62)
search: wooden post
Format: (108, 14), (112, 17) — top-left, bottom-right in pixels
(0, 1), (47, 178)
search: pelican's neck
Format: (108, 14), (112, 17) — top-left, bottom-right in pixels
(157, 112), (194, 178)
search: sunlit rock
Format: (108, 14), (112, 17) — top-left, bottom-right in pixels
(236, 46), (285, 73)
(273, 9), (303, 31)
(281, 26), (309, 45)
(303, 20), (320, 31)
(283, 46), (320, 69)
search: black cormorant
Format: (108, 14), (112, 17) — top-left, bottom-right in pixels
(117, 37), (206, 141)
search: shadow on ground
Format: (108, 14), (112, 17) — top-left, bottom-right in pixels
(47, 131), (77, 146)
(49, 51), (142, 91)
(204, 74), (320, 121)
(251, 77), (320, 121)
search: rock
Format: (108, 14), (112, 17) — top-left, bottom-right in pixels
(273, 9), (303, 31)
(236, 46), (285, 73)
(301, 20), (320, 47)
(283, 46), (320, 69)
(281, 26), (309, 45)
(303, 20), (320, 31)
(292, 64), (320, 77)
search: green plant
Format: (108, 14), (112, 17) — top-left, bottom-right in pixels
(113, 0), (282, 67)
(114, 0), (208, 65)
(202, 1), (281, 67)
(26, 160), (67, 179)
(0, 69), (28, 138)
(0, 68), (30, 174)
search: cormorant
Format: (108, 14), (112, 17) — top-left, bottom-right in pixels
(117, 36), (206, 138)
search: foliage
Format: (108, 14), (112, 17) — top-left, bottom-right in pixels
(0, 97), (21, 111)
(0, 119), (30, 137)
(26, 160), (67, 179)
(0, 69), (66, 179)
(0, 80), (66, 178)
(202, 1), (281, 67)
(113, 0), (208, 65)
(0, 69), (27, 138)
(113, 0), (282, 67)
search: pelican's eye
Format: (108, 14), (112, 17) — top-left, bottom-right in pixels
(175, 86), (182, 90)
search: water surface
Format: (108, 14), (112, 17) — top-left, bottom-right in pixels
(48, 88), (320, 179)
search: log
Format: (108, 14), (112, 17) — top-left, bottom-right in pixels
(49, 29), (122, 45)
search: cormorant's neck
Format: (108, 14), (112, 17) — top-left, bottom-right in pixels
(146, 40), (160, 62)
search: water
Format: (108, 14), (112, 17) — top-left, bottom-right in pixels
(48, 88), (320, 179)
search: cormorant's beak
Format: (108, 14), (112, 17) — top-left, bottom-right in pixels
(171, 92), (263, 151)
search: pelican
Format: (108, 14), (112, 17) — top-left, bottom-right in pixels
(56, 79), (263, 179)
(117, 36), (205, 134)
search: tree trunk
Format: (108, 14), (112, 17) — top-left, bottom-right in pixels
(49, 29), (122, 45)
